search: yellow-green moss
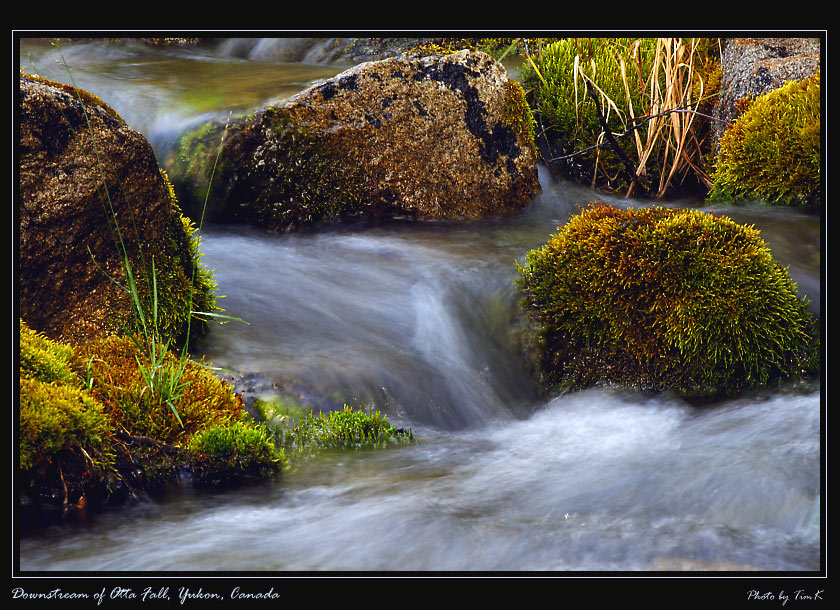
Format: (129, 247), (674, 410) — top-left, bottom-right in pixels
(709, 72), (821, 208)
(283, 405), (413, 456)
(502, 80), (536, 153)
(187, 420), (285, 486)
(19, 320), (114, 478)
(19, 319), (78, 386)
(516, 203), (819, 398)
(116, 169), (218, 348)
(19, 377), (114, 475)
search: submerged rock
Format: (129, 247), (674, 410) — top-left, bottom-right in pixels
(168, 50), (541, 231)
(18, 74), (215, 346)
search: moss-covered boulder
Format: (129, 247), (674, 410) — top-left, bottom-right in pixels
(708, 72), (821, 208)
(516, 203), (819, 399)
(19, 74), (216, 347)
(167, 50), (540, 231)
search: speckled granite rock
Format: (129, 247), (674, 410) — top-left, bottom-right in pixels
(168, 50), (541, 230)
(19, 75), (211, 345)
(712, 37), (821, 150)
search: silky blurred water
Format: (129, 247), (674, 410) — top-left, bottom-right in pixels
(17, 37), (822, 573)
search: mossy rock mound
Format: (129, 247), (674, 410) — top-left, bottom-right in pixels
(516, 203), (819, 399)
(167, 50), (540, 231)
(18, 319), (285, 525)
(709, 71), (821, 208)
(19, 74), (216, 347)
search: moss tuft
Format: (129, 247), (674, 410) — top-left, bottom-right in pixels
(19, 319), (78, 386)
(187, 420), (285, 486)
(502, 80), (536, 153)
(283, 405), (413, 456)
(19, 378), (114, 476)
(709, 72), (821, 208)
(516, 203), (819, 398)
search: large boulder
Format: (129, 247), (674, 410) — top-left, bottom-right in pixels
(19, 75), (216, 346)
(712, 37), (820, 152)
(168, 50), (540, 231)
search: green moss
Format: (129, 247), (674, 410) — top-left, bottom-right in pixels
(502, 80), (536, 153)
(709, 72), (821, 208)
(19, 377), (114, 475)
(253, 394), (310, 426)
(407, 38), (557, 60)
(516, 203), (819, 398)
(115, 170), (218, 348)
(19, 320), (114, 478)
(283, 405), (413, 456)
(168, 120), (230, 222)
(187, 420), (285, 486)
(19, 319), (78, 386)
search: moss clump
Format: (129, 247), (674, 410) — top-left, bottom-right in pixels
(516, 203), (819, 398)
(283, 405), (413, 457)
(18, 319), (283, 521)
(19, 320), (116, 514)
(19, 318), (78, 386)
(502, 80), (536, 154)
(709, 72), (821, 208)
(19, 378), (114, 475)
(187, 420), (285, 486)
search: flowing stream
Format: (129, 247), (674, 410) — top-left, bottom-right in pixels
(18, 38), (822, 572)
